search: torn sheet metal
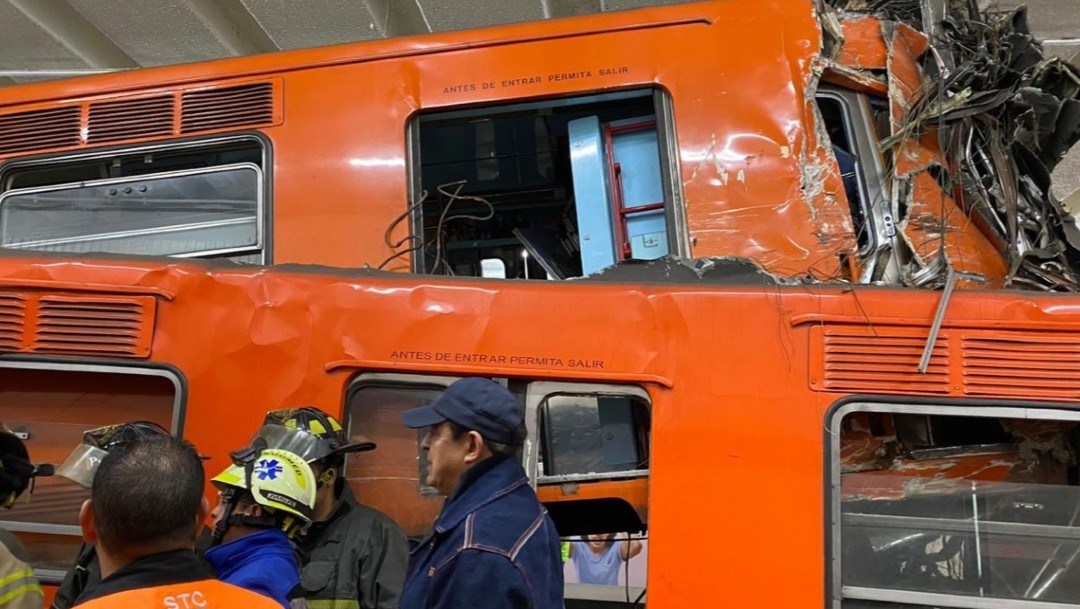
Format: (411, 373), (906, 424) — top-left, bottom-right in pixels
(578, 255), (784, 285)
(829, 0), (1080, 290)
(837, 17), (888, 71)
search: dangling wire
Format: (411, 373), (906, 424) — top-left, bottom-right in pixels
(429, 181), (495, 276)
(377, 189), (430, 270)
(377, 181), (495, 273)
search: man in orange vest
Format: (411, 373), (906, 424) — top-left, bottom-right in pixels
(71, 434), (280, 609)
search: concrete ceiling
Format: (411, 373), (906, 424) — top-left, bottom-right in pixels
(0, 0), (695, 87)
(0, 0), (1076, 196)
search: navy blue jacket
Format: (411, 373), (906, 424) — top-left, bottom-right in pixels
(400, 456), (564, 609)
(203, 528), (300, 609)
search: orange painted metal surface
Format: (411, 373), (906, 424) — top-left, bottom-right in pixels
(0, 255), (1079, 604)
(0, 0), (1073, 604)
(0, 0), (1005, 283)
(838, 17), (889, 70)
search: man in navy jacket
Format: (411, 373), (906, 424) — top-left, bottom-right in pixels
(399, 378), (564, 609)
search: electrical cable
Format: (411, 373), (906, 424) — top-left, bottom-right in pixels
(430, 181), (495, 275)
(376, 189), (429, 270)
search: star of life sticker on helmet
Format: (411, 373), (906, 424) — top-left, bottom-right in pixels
(255, 458), (283, 481)
(210, 447), (317, 544)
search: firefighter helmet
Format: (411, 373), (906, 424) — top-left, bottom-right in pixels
(56, 421), (172, 489)
(211, 448), (316, 542)
(253, 407), (374, 464)
(0, 424), (47, 508)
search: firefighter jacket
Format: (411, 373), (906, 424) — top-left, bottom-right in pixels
(399, 456), (564, 609)
(204, 528), (302, 609)
(0, 528), (42, 609)
(71, 549), (281, 609)
(295, 481), (409, 609)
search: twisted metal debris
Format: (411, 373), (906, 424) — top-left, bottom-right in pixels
(825, 0), (1080, 290)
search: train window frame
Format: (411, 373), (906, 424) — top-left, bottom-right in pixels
(523, 381), (651, 486)
(344, 373), (463, 497)
(0, 360), (185, 584)
(815, 86), (889, 258)
(827, 400), (1080, 609)
(0, 134), (271, 263)
(405, 87), (688, 279)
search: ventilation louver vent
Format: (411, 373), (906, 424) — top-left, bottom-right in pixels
(0, 80), (278, 157)
(0, 294), (27, 351)
(88, 95), (174, 143)
(0, 107), (81, 155)
(812, 326), (950, 394)
(962, 333), (1080, 400)
(0, 292), (155, 358)
(181, 83), (274, 134)
(811, 324), (1080, 402)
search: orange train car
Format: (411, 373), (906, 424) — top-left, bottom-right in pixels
(0, 0), (1013, 283)
(2, 255), (1080, 608)
(0, 0), (1078, 607)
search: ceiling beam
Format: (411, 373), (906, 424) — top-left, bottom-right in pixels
(184, 0), (278, 56)
(368, 0), (431, 38)
(6, 0), (137, 68)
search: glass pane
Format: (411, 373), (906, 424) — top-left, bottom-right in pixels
(0, 368), (176, 572)
(0, 164), (259, 257)
(345, 384), (447, 539)
(541, 394), (647, 477)
(842, 473), (1080, 605)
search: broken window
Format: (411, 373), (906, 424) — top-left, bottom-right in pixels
(409, 89), (682, 279)
(538, 393), (650, 478)
(0, 363), (181, 581)
(0, 137), (267, 263)
(816, 88), (888, 256)
(345, 375), (650, 603)
(832, 403), (1080, 608)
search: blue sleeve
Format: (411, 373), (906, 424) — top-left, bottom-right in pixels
(431, 550), (529, 609)
(223, 557), (299, 609)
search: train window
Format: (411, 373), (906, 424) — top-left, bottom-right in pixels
(345, 374), (650, 602)
(524, 382), (650, 604)
(0, 137), (267, 263)
(815, 89), (887, 257)
(831, 403), (1080, 609)
(0, 363), (181, 583)
(409, 88), (684, 279)
(344, 375), (464, 539)
(538, 393), (650, 478)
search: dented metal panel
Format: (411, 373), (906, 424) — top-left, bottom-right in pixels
(826, 0), (1080, 290)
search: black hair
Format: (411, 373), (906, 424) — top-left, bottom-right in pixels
(92, 435), (204, 554)
(448, 421), (526, 459)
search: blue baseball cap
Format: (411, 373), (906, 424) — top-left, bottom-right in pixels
(401, 378), (523, 445)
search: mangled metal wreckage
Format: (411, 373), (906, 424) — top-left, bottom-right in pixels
(814, 0), (1080, 291)
(811, 3), (1080, 603)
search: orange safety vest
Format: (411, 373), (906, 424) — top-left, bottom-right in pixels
(75, 578), (283, 609)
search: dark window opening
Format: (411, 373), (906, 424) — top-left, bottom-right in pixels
(818, 94), (872, 252)
(413, 90), (675, 279)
